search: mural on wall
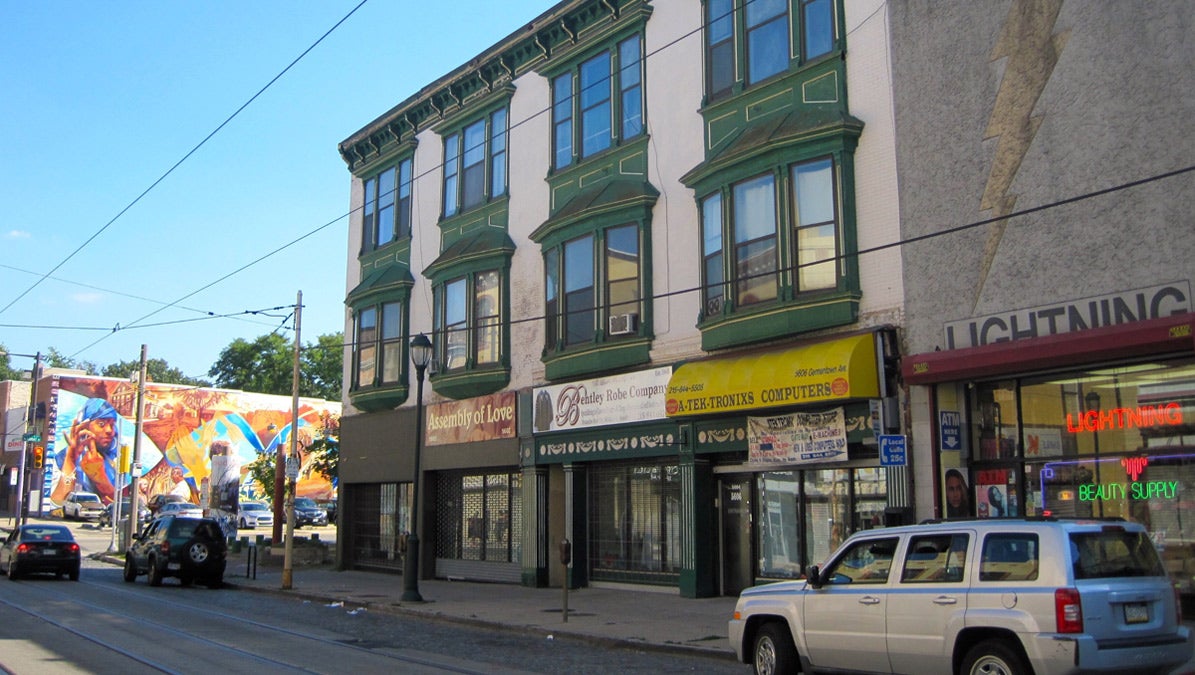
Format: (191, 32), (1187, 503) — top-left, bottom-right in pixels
(42, 376), (339, 513)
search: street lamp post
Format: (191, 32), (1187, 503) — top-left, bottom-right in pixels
(2, 350), (41, 527)
(402, 333), (432, 603)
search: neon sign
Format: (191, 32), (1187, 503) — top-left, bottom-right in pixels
(1041, 453), (1193, 512)
(1065, 402), (1182, 433)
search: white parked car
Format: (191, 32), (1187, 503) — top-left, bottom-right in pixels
(729, 518), (1192, 675)
(236, 502), (274, 529)
(156, 501), (204, 519)
(62, 492), (105, 520)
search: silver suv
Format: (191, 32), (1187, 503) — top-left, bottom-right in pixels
(729, 518), (1192, 675)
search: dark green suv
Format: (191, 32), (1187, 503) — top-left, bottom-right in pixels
(124, 515), (226, 588)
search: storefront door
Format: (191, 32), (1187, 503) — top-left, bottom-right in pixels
(721, 477), (753, 595)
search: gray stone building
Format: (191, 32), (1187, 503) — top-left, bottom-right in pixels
(892, 1), (1195, 605)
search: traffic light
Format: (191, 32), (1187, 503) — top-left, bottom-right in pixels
(32, 445), (44, 470)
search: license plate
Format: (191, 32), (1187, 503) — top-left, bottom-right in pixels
(1124, 602), (1149, 624)
(42, 548), (56, 555)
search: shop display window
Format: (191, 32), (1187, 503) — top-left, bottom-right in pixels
(956, 357), (1195, 597)
(754, 467), (889, 579)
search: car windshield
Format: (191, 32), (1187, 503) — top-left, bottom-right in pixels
(243, 503), (267, 512)
(76, 494), (101, 504)
(295, 498), (317, 508)
(20, 526), (74, 542)
(1070, 529), (1165, 579)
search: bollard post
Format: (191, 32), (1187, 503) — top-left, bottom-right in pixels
(559, 538), (572, 623)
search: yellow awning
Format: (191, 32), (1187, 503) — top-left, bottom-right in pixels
(665, 333), (880, 417)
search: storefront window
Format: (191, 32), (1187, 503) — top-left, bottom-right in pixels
(953, 357), (1195, 597)
(758, 471), (801, 578)
(590, 461), (682, 582)
(805, 468), (850, 566)
(757, 467), (889, 578)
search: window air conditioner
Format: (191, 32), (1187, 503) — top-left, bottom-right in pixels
(608, 312), (639, 335)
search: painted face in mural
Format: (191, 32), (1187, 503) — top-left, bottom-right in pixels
(81, 416), (117, 452)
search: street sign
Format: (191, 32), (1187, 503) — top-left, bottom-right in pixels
(939, 411), (962, 452)
(879, 434), (907, 466)
(285, 456), (299, 481)
(22, 433), (41, 443)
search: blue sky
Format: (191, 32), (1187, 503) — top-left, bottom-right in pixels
(0, 0), (549, 380)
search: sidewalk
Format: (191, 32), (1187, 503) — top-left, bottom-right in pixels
(223, 547), (738, 660)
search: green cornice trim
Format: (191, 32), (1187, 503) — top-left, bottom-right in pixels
(349, 137), (418, 181)
(339, 0), (651, 172)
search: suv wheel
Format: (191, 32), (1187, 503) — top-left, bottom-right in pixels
(123, 556), (137, 582)
(753, 622), (799, 675)
(147, 557), (164, 586)
(962, 639), (1028, 675)
(185, 539), (212, 566)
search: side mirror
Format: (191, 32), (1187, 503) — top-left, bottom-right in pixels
(806, 565), (823, 588)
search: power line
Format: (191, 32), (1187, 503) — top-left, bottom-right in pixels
(48, 0), (748, 361)
(300, 163), (1195, 354)
(0, 0), (370, 320)
(0, 262), (282, 330)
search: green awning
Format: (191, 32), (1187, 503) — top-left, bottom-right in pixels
(346, 262), (414, 306)
(424, 228), (516, 277)
(532, 179), (659, 241)
(681, 109), (864, 188)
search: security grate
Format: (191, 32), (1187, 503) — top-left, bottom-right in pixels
(434, 471), (522, 563)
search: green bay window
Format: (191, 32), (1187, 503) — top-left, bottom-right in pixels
(354, 301), (404, 388)
(563, 235), (596, 346)
(552, 34), (644, 170)
(355, 307), (377, 388)
(362, 157), (413, 251)
(691, 150), (854, 348)
(733, 173), (779, 306)
(793, 157), (839, 291)
(543, 224), (642, 350)
(443, 107), (508, 218)
(434, 270), (505, 373)
(704, 0), (838, 102)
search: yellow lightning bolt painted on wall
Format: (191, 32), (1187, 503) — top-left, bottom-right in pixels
(975, 0), (1069, 310)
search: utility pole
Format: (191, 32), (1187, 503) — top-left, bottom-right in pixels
(13, 351), (41, 527)
(123, 345), (148, 552)
(282, 291), (301, 590)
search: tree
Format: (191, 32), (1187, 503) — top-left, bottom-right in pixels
(102, 358), (210, 387)
(302, 333), (345, 402)
(208, 331), (343, 400)
(0, 345), (24, 381)
(243, 415), (339, 504)
(208, 333), (293, 396)
(245, 453), (279, 504)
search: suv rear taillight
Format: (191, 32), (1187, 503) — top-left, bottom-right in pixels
(160, 541), (170, 554)
(1055, 588), (1083, 633)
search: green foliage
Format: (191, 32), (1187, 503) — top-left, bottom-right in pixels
(207, 331), (343, 400)
(101, 358), (210, 386)
(246, 452), (279, 505)
(302, 333), (345, 402)
(0, 345), (23, 381)
(305, 415), (340, 482)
